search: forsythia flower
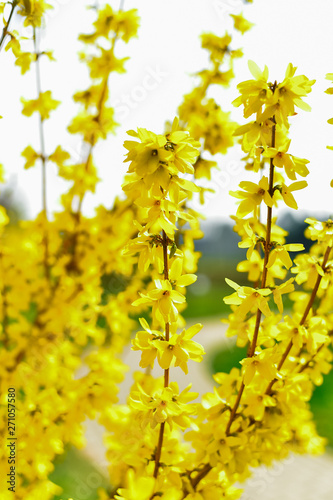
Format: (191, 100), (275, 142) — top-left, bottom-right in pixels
(124, 119), (200, 178)
(274, 180), (308, 209)
(21, 145), (40, 169)
(230, 12), (254, 35)
(131, 318), (163, 368)
(115, 469), (155, 500)
(230, 175), (273, 217)
(263, 141), (310, 180)
(223, 278), (272, 318)
(129, 382), (198, 429)
(272, 278), (295, 313)
(21, 90), (60, 120)
(305, 218), (333, 246)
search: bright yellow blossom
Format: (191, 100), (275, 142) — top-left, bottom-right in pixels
(263, 141), (310, 180)
(21, 90), (60, 120)
(274, 180), (308, 209)
(132, 279), (186, 323)
(224, 278), (272, 318)
(230, 13), (254, 35)
(230, 175), (273, 217)
(156, 323), (205, 374)
(129, 382), (198, 429)
(241, 349), (278, 385)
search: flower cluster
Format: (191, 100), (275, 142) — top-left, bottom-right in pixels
(177, 27), (243, 194)
(181, 63), (333, 497)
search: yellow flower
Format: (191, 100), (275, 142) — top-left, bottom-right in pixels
(237, 250), (263, 283)
(169, 257), (197, 288)
(92, 6), (140, 43)
(291, 253), (325, 287)
(68, 107), (118, 143)
(304, 218), (333, 246)
(194, 158), (218, 180)
(115, 469), (155, 500)
(124, 118), (200, 180)
(124, 129), (170, 176)
(131, 318), (163, 368)
(223, 278), (272, 319)
(0, 206), (9, 234)
(230, 13), (254, 35)
(243, 390), (276, 420)
(234, 120), (273, 151)
(21, 145), (40, 169)
(263, 63), (315, 125)
(166, 117), (201, 174)
(132, 279), (186, 323)
(263, 141), (310, 180)
(156, 323), (205, 374)
(48, 146), (71, 168)
(18, 0), (52, 27)
(129, 382), (198, 429)
(274, 180), (308, 209)
(232, 60), (272, 118)
(21, 91), (60, 121)
(134, 194), (177, 237)
(267, 243), (304, 270)
(277, 315), (307, 351)
(207, 426), (246, 462)
(201, 32), (232, 63)
(237, 220), (260, 259)
(272, 278), (295, 313)
(241, 349), (278, 385)
(306, 316), (330, 353)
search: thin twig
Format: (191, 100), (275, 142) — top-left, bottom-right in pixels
(225, 112), (276, 435)
(153, 230), (170, 478)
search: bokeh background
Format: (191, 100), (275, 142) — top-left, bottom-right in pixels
(1, 0), (333, 498)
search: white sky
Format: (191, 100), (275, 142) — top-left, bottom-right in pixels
(1, 0), (333, 221)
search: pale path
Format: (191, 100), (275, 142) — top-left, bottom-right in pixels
(81, 319), (333, 499)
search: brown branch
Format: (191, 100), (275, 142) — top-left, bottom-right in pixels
(153, 230), (170, 479)
(266, 245), (332, 394)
